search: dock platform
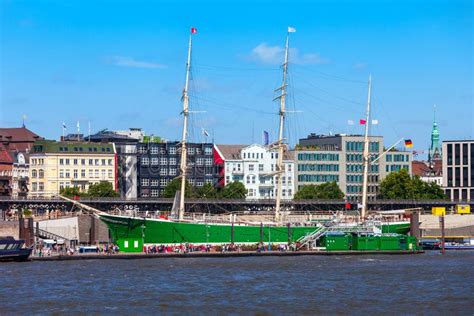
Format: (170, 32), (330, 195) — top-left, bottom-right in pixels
(30, 250), (424, 261)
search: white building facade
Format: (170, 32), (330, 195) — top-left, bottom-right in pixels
(215, 144), (295, 200)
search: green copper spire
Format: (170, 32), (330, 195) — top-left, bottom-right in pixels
(429, 105), (441, 161)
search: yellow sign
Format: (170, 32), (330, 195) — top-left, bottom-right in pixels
(432, 207), (446, 216)
(456, 205), (471, 214)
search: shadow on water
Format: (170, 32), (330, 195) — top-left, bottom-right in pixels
(1, 251), (473, 314)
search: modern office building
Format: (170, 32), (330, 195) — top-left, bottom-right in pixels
(135, 141), (215, 198)
(296, 134), (412, 201)
(442, 140), (473, 201)
(214, 144), (295, 200)
(28, 140), (117, 197)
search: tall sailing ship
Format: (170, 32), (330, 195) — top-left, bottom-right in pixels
(98, 27), (413, 252)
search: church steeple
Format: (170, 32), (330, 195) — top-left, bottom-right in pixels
(429, 105), (441, 162)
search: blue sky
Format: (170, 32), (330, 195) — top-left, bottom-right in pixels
(1, 0), (472, 156)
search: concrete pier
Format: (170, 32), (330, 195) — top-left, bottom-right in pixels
(30, 250), (424, 261)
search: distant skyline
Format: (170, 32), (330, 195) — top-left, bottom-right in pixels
(1, 0), (472, 157)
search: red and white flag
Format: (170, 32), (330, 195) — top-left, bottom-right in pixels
(191, 27), (197, 34)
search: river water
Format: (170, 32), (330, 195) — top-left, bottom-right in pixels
(1, 251), (473, 314)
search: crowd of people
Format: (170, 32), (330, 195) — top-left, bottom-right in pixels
(33, 243), (120, 257)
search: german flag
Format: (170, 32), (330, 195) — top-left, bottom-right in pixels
(404, 139), (413, 148)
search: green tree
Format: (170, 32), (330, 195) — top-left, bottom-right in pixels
(60, 186), (83, 198)
(294, 181), (344, 199)
(220, 181), (247, 199)
(87, 181), (119, 197)
(163, 178), (194, 198)
(195, 182), (219, 198)
(379, 169), (447, 199)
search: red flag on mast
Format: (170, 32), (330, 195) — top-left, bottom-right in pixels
(191, 27), (197, 34)
(359, 119), (367, 125)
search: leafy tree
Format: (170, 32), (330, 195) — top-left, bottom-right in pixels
(195, 182), (219, 198)
(220, 181), (247, 199)
(60, 186), (83, 198)
(163, 178), (194, 198)
(379, 169), (447, 199)
(87, 181), (119, 197)
(294, 181), (344, 200)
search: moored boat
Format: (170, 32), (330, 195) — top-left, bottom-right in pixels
(0, 237), (33, 262)
(97, 27), (416, 253)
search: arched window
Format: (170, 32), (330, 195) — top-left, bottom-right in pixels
(38, 169), (44, 178)
(32, 170), (37, 178)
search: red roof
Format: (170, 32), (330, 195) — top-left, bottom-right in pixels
(0, 127), (42, 151)
(0, 143), (13, 166)
(412, 160), (442, 177)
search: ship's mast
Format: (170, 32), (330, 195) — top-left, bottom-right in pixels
(360, 75), (372, 221)
(178, 29), (195, 221)
(274, 29), (291, 222)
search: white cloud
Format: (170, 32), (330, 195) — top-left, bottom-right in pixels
(250, 43), (329, 65)
(250, 43), (285, 65)
(108, 56), (166, 69)
(353, 62), (368, 70)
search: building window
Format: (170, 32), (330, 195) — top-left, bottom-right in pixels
(151, 179), (159, 186)
(95, 170), (99, 178)
(141, 157), (149, 165)
(73, 170), (78, 179)
(108, 159), (113, 166)
(141, 178), (149, 186)
(59, 170), (64, 178)
(65, 159), (70, 165)
(151, 158), (159, 165)
(74, 159), (78, 165)
(169, 147), (176, 155)
(197, 158), (204, 166)
(81, 170), (86, 178)
(160, 169), (167, 176)
(81, 159), (86, 165)
(32, 182), (37, 192)
(151, 189), (159, 197)
(169, 169), (177, 176)
(249, 164), (255, 172)
(94, 159), (99, 166)
(88, 170), (93, 178)
(160, 179), (167, 186)
(65, 170), (70, 178)
(59, 159), (64, 165)
(38, 169), (44, 178)
(259, 164), (264, 172)
(252, 175), (256, 184)
(138, 146), (147, 154)
(204, 147), (212, 155)
(59, 182), (64, 191)
(160, 158), (167, 165)
(169, 158), (176, 165)
(188, 147), (195, 155)
(150, 147), (159, 154)
(205, 158), (212, 166)
(196, 181), (203, 187)
(108, 170), (113, 178)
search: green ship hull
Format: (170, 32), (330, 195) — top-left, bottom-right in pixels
(100, 214), (411, 252)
